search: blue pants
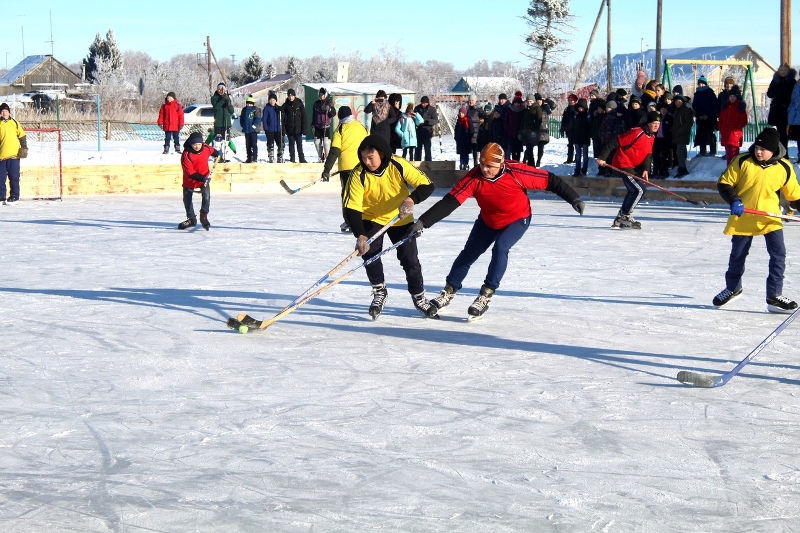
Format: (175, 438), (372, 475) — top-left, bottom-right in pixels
(574, 144), (589, 174)
(163, 131), (180, 149)
(446, 215), (530, 291)
(183, 186), (210, 219)
(725, 230), (786, 298)
(620, 171), (646, 215)
(0, 158), (21, 199)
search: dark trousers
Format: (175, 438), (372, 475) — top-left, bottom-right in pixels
(619, 170), (646, 215)
(446, 215), (530, 291)
(362, 220), (424, 294)
(183, 185), (210, 219)
(286, 133), (305, 162)
(0, 158), (21, 199)
(653, 137), (670, 176)
(244, 132), (258, 161)
(523, 144), (535, 166)
(415, 129), (433, 161)
(574, 144), (589, 174)
(339, 169), (352, 222)
(163, 131), (180, 149)
(695, 119), (716, 155)
(265, 131), (283, 157)
(725, 230), (786, 298)
(566, 134), (575, 162)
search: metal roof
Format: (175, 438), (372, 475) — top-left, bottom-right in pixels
(303, 82), (415, 95)
(0, 55), (50, 85)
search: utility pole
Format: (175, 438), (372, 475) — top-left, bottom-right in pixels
(606, 0), (612, 92)
(655, 0), (663, 81)
(780, 0), (791, 66)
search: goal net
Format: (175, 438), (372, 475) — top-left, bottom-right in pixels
(21, 128), (63, 200)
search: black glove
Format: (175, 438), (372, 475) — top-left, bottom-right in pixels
(321, 171), (330, 182)
(18, 147), (28, 158)
(406, 220), (425, 237)
(790, 200), (800, 211)
(572, 199), (585, 215)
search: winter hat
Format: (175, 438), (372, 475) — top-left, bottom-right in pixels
(754, 127), (780, 153)
(459, 106), (468, 115)
(287, 88), (296, 97)
(483, 102), (492, 112)
(375, 89), (387, 98)
(534, 93), (543, 101)
(498, 93), (508, 100)
(319, 87), (327, 95)
(389, 93), (402, 106)
(514, 90), (523, 99)
(246, 96), (255, 104)
(630, 95), (642, 105)
(166, 91), (176, 99)
(337, 105), (352, 120)
(217, 82), (226, 89)
(647, 101), (657, 111)
(636, 71), (646, 85)
(268, 91), (277, 101)
(616, 88), (628, 97)
(469, 93), (478, 102)
(479, 142), (505, 168)
(589, 89), (600, 98)
(605, 100), (618, 110)
(568, 94), (578, 103)
(673, 85), (683, 94)
(646, 111), (661, 123)
(597, 101), (607, 110)
(0, 102), (10, 113)
(698, 76), (708, 86)
(576, 98), (588, 110)
(526, 93), (537, 101)
(730, 85), (742, 98)
(724, 76), (736, 85)
(187, 131), (204, 145)
(420, 95), (430, 104)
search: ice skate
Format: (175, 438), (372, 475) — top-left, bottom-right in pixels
(712, 287), (742, 307)
(431, 283), (456, 309)
(199, 212), (210, 231)
(412, 292), (439, 319)
(369, 283), (388, 320)
(766, 295), (798, 314)
(178, 217), (197, 230)
(468, 285), (494, 318)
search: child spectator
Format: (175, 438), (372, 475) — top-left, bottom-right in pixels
(239, 96), (261, 163)
(395, 103), (423, 159)
(262, 91), (284, 163)
(454, 106), (473, 170)
(717, 86), (748, 165)
(157, 91), (184, 154)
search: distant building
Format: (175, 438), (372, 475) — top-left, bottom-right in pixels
(0, 55), (82, 96)
(451, 76), (521, 100)
(228, 74), (295, 101)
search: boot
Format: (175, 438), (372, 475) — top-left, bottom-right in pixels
(468, 285), (495, 317)
(431, 283), (457, 309)
(163, 147), (169, 155)
(369, 283), (388, 320)
(267, 146), (274, 163)
(174, 144), (182, 154)
(178, 217), (197, 230)
(412, 292), (439, 318)
(199, 211), (210, 231)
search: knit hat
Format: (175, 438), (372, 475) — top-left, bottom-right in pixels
(568, 94), (578, 103)
(375, 89), (387, 98)
(479, 142), (505, 168)
(514, 90), (523, 99)
(268, 91), (277, 101)
(605, 100), (618, 110)
(166, 91), (176, 99)
(576, 98), (588, 110)
(534, 93), (543, 101)
(319, 87), (327, 95)
(630, 95), (642, 105)
(498, 93), (508, 100)
(287, 88), (296, 96)
(246, 96), (255, 104)
(647, 101), (657, 111)
(754, 127), (780, 153)
(526, 93), (536, 101)
(217, 82), (226, 89)
(673, 94), (687, 102)
(698, 76), (708, 85)
(483, 102), (492, 112)
(459, 106), (468, 115)
(730, 85), (742, 98)
(420, 95), (430, 104)
(636, 71), (646, 85)
(0, 102), (10, 113)
(673, 85), (683, 94)
(646, 111), (662, 123)
(616, 88), (628, 97)
(337, 105), (352, 120)
(589, 89), (600, 98)
(724, 76), (735, 85)
(187, 131), (204, 145)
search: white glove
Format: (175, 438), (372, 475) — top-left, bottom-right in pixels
(398, 197), (414, 218)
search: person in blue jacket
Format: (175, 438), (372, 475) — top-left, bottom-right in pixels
(239, 96), (261, 163)
(261, 91), (284, 163)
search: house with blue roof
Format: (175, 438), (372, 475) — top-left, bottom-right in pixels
(0, 55), (82, 97)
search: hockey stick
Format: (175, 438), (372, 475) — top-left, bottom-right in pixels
(228, 228), (419, 332)
(604, 164), (708, 206)
(192, 158), (220, 194)
(677, 306), (800, 387)
(280, 170), (341, 195)
(743, 208), (800, 223)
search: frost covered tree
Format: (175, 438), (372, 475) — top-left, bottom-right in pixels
(524, 0), (573, 91)
(83, 29), (123, 82)
(240, 52), (264, 84)
(266, 63), (276, 79)
(286, 57), (299, 75)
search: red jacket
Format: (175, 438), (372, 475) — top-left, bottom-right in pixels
(181, 144), (217, 188)
(158, 99), (184, 132)
(611, 127), (655, 170)
(448, 160), (551, 229)
(717, 101), (748, 147)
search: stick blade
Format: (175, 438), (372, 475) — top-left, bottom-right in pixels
(691, 199), (709, 206)
(279, 180), (298, 194)
(677, 370), (722, 388)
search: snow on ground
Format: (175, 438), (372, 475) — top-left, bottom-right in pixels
(1, 135), (800, 531)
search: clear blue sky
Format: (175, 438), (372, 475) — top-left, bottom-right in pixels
(4, 1), (797, 73)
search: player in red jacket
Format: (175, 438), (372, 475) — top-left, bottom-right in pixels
(179, 131), (220, 230)
(408, 142), (584, 318)
(596, 111), (661, 229)
(158, 91), (184, 154)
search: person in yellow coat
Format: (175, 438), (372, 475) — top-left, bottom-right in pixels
(714, 127), (800, 312)
(0, 102), (27, 204)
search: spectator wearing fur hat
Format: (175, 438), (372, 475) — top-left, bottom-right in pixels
(407, 142), (584, 319)
(767, 63), (797, 151)
(282, 88), (307, 163)
(413, 96), (439, 161)
(718, 86), (748, 165)
(692, 76), (718, 156)
(0, 102), (27, 203)
(625, 96), (646, 129)
(364, 90), (398, 146)
(178, 131), (222, 231)
(312, 87), (336, 162)
(239, 96), (262, 163)
(713, 126), (800, 312)
(572, 98), (592, 176)
(454, 106), (474, 170)
(158, 91), (184, 155)
(596, 111), (662, 229)
(561, 94), (578, 164)
(503, 91), (525, 160)
(262, 91), (285, 163)
(671, 94), (694, 177)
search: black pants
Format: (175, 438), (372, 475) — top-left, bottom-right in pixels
(339, 169), (352, 223)
(244, 132), (258, 161)
(286, 133), (305, 162)
(415, 129), (433, 161)
(266, 131), (283, 158)
(362, 219), (425, 295)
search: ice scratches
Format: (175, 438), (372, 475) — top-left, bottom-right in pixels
(590, 517), (616, 531)
(84, 421), (127, 532)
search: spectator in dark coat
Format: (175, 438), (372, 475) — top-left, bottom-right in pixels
(503, 91), (525, 160)
(572, 98), (592, 176)
(652, 103), (673, 178)
(488, 107), (505, 146)
(414, 96), (439, 161)
(535, 95), (555, 167)
(210, 82), (235, 142)
(388, 93), (403, 153)
(364, 90), (398, 145)
(466, 94), (485, 166)
(767, 63), (797, 150)
(590, 98), (606, 159)
(454, 106), (474, 170)
(521, 94), (543, 166)
(262, 91), (284, 163)
(561, 94), (578, 163)
(626, 96), (646, 129)
(282, 88), (307, 163)
(671, 95), (694, 177)
(692, 76), (719, 156)
(598, 100), (626, 176)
